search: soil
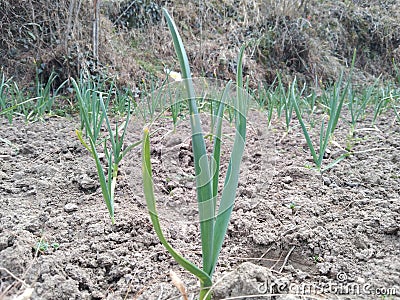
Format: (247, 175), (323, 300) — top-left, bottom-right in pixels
(0, 106), (399, 300)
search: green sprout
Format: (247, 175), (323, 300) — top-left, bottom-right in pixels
(291, 50), (356, 172)
(313, 254), (320, 263)
(50, 242), (60, 250)
(72, 77), (141, 224)
(35, 240), (49, 253)
(34, 239), (60, 254)
(289, 202), (296, 214)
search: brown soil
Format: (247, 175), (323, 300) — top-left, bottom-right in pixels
(0, 105), (399, 299)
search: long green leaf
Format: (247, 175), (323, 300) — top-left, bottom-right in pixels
(291, 78), (318, 164)
(211, 82), (232, 203)
(142, 127), (212, 287)
(321, 152), (349, 173)
(89, 137), (114, 224)
(317, 121), (326, 167)
(75, 129), (92, 154)
(211, 44), (247, 275)
(331, 49), (356, 132)
(162, 8), (215, 276)
(100, 94), (116, 153)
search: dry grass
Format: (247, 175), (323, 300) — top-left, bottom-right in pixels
(1, 0), (399, 89)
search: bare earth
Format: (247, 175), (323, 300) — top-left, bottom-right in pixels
(0, 108), (399, 300)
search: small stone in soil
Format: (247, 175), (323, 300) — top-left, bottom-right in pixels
(323, 176), (332, 186)
(282, 176), (293, 184)
(0, 170), (9, 179)
(63, 151), (73, 160)
(344, 180), (359, 187)
(79, 174), (97, 190)
(165, 135), (182, 147)
(64, 203), (78, 213)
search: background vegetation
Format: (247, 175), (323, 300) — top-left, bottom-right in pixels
(1, 0), (400, 92)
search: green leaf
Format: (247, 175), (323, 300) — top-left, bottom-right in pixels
(142, 127), (212, 287)
(75, 129), (92, 154)
(211, 44), (248, 275)
(291, 78), (318, 165)
(210, 82), (232, 201)
(89, 137), (114, 224)
(321, 152), (349, 173)
(162, 8), (215, 276)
